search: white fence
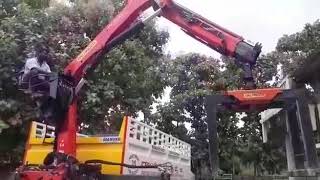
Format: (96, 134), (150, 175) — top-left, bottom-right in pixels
(127, 118), (191, 158)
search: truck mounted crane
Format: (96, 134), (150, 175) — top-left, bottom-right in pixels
(16, 0), (289, 179)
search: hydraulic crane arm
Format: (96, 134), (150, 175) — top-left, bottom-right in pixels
(64, 0), (152, 81)
(64, 0), (261, 88)
(51, 0), (264, 158)
(17, 1), (264, 179)
(159, 1), (260, 63)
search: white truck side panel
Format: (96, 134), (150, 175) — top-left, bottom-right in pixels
(122, 117), (194, 180)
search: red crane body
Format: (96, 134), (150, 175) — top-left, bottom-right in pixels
(64, 0), (152, 81)
(65, 0), (252, 83)
(60, 0), (262, 156)
(18, 0), (281, 179)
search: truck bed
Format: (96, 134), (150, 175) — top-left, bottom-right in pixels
(23, 116), (194, 180)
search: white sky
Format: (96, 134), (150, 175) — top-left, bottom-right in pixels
(156, 0), (320, 57)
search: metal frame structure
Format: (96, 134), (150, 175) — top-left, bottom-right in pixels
(205, 88), (319, 176)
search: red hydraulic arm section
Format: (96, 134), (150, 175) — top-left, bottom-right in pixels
(65, 0), (261, 84)
(64, 0), (152, 82)
(19, 0), (264, 179)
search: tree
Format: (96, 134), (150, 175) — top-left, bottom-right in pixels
(152, 53), (239, 178)
(23, 0), (50, 9)
(0, 0), (29, 20)
(275, 20), (320, 80)
(237, 113), (286, 175)
(153, 50), (284, 178)
(150, 101), (191, 141)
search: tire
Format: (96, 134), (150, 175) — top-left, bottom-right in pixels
(161, 173), (171, 180)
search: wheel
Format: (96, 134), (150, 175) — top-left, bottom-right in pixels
(161, 173), (171, 180)
(14, 173), (21, 180)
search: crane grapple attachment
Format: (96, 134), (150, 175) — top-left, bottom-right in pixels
(235, 42), (262, 64)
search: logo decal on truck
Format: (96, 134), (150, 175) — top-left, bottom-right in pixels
(128, 154), (140, 175)
(101, 136), (120, 143)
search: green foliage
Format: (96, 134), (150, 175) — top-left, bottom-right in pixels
(150, 101), (190, 141)
(277, 20), (320, 55)
(0, 0), (20, 19)
(22, 0), (50, 9)
(275, 20), (320, 77)
(0, 120), (9, 133)
(152, 53), (235, 177)
(154, 53), (285, 177)
(239, 113), (286, 175)
(220, 55), (279, 89)
(0, 126), (26, 165)
(79, 18), (169, 133)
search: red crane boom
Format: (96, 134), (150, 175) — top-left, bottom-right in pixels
(18, 0), (264, 179)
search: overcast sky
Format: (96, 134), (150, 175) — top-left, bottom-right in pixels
(156, 0), (320, 57)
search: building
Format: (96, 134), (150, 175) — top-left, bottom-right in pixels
(260, 77), (320, 176)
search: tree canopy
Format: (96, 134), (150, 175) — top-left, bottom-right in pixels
(151, 52), (285, 177)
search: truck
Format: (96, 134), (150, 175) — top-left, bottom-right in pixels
(16, 0), (266, 179)
(22, 116), (194, 179)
